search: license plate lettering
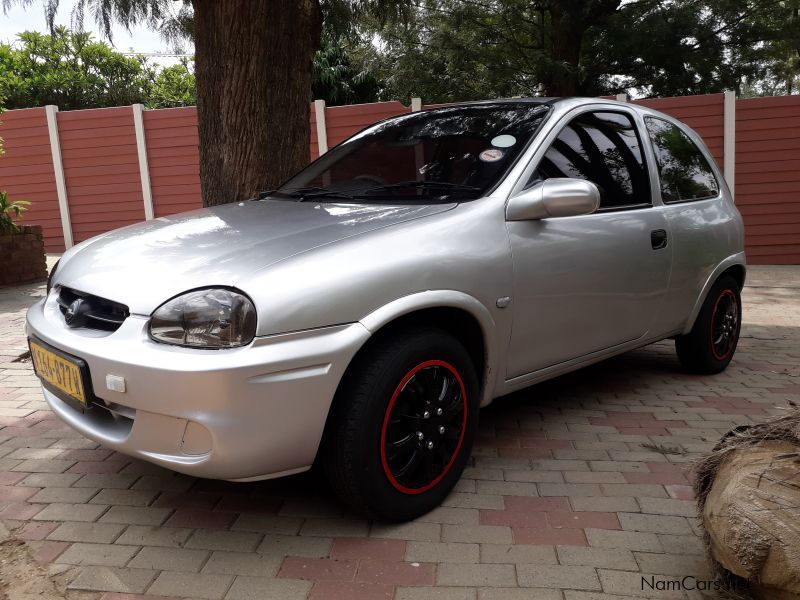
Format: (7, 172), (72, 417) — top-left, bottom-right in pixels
(29, 341), (86, 405)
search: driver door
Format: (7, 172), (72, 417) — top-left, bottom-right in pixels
(505, 109), (672, 379)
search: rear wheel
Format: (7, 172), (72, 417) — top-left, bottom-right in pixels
(675, 275), (741, 374)
(323, 328), (479, 521)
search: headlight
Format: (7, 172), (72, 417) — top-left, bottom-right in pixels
(149, 288), (257, 349)
(47, 259), (60, 294)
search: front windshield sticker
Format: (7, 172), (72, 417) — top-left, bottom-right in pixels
(479, 148), (505, 162)
(491, 134), (516, 148)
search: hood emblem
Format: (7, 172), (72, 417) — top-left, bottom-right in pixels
(64, 298), (90, 328)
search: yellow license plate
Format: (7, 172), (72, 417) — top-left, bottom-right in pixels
(29, 340), (86, 405)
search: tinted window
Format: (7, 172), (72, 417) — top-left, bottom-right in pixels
(275, 103), (550, 202)
(527, 111), (650, 209)
(645, 117), (719, 202)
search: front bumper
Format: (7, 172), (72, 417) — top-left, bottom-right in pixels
(26, 291), (370, 480)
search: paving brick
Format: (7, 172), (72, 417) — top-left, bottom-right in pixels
(478, 589), (561, 600)
(585, 529), (662, 552)
(20, 473), (81, 487)
(513, 527), (587, 546)
(278, 556), (357, 581)
(58, 543), (140, 567)
(442, 524), (510, 544)
(12, 459), (75, 473)
(186, 529), (262, 552)
(147, 571), (233, 600)
(395, 587), (476, 600)
(406, 541), (479, 563)
(90, 489), (159, 507)
(617, 513), (693, 535)
(436, 563), (516, 587)
(115, 525), (193, 548)
(656, 534), (705, 555)
(201, 550), (283, 576)
(225, 576), (311, 600)
(48, 522), (125, 544)
(33, 502), (107, 522)
(231, 513), (303, 535)
(310, 581), (394, 600)
(517, 564), (601, 590)
(479, 543), (557, 564)
(569, 497), (639, 513)
(256, 534), (332, 558)
(371, 522), (442, 542)
(633, 552), (710, 576)
(417, 506), (480, 525)
(28, 486), (98, 504)
(100, 506), (172, 526)
(73, 474), (140, 489)
(128, 546), (209, 572)
(164, 509), (237, 530)
(300, 518), (370, 538)
(357, 559), (436, 585)
(27, 539), (69, 563)
(331, 537), (406, 561)
(597, 569), (684, 599)
(557, 546), (638, 570)
(637, 498), (697, 517)
(68, 566), (156, 594)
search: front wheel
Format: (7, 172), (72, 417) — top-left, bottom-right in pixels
(675, 275), (742, 374)
(322, 328), (479, 521)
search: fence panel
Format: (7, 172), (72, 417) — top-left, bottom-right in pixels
(57, 107), (144, 244)
(144, 107), (203, 217)
(2, 94), (800, 263)
(0, 107), (64, 251)
(735, 95), (800, 265)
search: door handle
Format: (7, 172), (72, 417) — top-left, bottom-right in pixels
(651, 229), (668, 250)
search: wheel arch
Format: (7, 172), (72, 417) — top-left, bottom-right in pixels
(683, 253), (746, 335)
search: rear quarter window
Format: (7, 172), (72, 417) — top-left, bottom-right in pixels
(645, 117), (720, 203)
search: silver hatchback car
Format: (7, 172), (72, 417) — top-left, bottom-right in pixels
(27, 98), (745, 520)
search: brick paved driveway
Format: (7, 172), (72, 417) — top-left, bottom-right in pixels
(0, 265), (798, 600)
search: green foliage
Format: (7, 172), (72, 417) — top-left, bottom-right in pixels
(0, 191), (30, 233)
(0, 26), (195, 110)
(360, 0), (800, 101)
(312, 32), (380, 105)
(148, 58), (196, 108)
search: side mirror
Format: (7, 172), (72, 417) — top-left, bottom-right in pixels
(506, 178), (601, 221)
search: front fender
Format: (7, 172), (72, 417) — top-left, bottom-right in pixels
(359, 290), (500, 406)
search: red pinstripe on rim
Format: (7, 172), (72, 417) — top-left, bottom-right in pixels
(379, 359), (468, 495)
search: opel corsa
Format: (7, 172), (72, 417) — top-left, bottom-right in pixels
(27, 98), (745, 520)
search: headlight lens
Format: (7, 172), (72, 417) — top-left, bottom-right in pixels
(149, 288), (257, 349)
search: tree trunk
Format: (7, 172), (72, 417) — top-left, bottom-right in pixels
(192, 0), (322, 207)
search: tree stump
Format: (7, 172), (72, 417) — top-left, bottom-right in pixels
(696, 415), (800, 600)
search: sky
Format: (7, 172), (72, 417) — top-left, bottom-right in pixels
(0, 0), (193, 60)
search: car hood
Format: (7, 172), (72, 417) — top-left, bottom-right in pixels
(56, 199), (456, 315)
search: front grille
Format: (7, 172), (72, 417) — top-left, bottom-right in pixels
(56, 287), (129, 332)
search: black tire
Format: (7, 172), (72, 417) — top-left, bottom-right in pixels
(322, 328), (480, 522)
(675, 275), (741, 374)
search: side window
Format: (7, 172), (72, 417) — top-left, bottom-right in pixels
(527, 111), (651, 210)
(645, 117), (719, 202)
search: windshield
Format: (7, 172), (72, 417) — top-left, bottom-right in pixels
(273, 102), (550, 202)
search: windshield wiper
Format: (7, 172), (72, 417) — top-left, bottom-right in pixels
(365, 181), (482, 195)
(270, 186), (360, 201)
